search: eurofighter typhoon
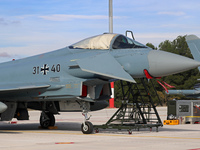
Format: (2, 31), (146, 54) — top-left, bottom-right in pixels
(0, 33), (200, 134)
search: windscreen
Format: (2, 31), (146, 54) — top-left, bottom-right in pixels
(112, 35), (147, 49)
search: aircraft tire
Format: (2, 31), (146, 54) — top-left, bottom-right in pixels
(40, 112), (55, 128)
(81, 121), (93, 134)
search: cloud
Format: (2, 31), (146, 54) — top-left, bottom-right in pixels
(133, 32), (191, 47)
(0, 17), (20, 26)
(157, 11), (186, 16)
(0, 52), (11, 57)
(0, 18), (7, 25)
(39, 14), (122, 21)
(40, 14), (107, 21)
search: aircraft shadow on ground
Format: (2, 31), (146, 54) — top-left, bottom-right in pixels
(0, 122), (82, 132)
(0, 122), (199, 134)
(89, 124), (200, 134)
(159, 126), (200, 132)
(0, 131), (22, 134)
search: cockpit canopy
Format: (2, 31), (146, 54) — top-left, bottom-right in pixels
(69, 33), (147, 50)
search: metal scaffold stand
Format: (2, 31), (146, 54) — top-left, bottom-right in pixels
(94, 78), (163, 134)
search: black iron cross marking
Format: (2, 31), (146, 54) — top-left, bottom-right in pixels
(41, 64), (49, 75)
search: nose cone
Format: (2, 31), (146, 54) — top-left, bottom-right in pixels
(0, 102), (7, 113)
(148, 50), (200, 77)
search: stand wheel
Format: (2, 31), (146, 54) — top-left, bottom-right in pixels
(95, 128), (99, 133)
(156, 127), (159, 132)
(81, 121), (93, 134)
(128, 130), (132, 135)
(40, 112), (55, 129)
(150, 127), (152, 132)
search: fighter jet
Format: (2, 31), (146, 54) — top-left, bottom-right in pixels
(0, 33), (200, 134)
(168, 34), (200, 98)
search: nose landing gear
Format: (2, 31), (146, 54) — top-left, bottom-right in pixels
(81, 102), (93, 134)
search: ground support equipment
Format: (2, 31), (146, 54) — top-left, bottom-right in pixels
(94, 78), (163, 134)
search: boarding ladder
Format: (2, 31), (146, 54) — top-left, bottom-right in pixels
(94, 78), (163, 134)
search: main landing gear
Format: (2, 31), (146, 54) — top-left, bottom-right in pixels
(81, 102), (93, 134)
(39, 101), (58, 129)
(40, 111), (55, 129)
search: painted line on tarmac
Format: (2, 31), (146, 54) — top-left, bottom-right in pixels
(55, 142), (74, 144)
(1, 130), (200, 140)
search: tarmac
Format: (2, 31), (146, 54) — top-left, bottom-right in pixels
(0, 107), (200, 150)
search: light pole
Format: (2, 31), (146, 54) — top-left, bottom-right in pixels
(109, 0), (115, 108)
(109, 0), (113, 33)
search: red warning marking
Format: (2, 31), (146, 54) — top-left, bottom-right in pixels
(188, 148), (200, 150)
(195, 106), (200, 110)
(157, 80), (168, 93)
(55, 142), (74, 144)
(144, 69), (153, 79)
(10, 121), (17, 124)
(110, 82), (114, 88)
(162, 81), (175, 88)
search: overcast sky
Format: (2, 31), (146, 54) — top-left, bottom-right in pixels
(1, 0), (200, 62)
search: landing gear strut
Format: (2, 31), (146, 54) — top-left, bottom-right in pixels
(81, 102), (93, 134)
(40, 111), (55, 129)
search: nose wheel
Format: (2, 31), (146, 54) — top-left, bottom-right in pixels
(40, 112), (55, 129)
(81, 121), (93, 134)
